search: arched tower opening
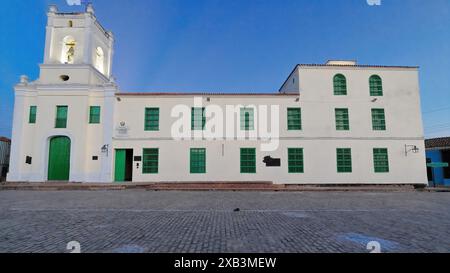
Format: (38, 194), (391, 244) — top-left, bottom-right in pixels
(61, 36), (76, 64)
(95, 47), (105, 74)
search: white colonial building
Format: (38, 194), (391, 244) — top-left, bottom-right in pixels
(7, 5), (427, 185)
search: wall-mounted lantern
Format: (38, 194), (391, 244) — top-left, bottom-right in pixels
(101, 144), (109, 157)
(405, 145), (419, 156)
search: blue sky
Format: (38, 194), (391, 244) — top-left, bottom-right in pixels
(0, 0), (449, 138)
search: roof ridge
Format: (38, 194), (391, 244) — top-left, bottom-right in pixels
(298, 63), (419, 68)
(116, 92), (298, 96)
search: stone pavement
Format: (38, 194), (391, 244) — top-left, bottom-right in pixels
(0, 190), (449, 253)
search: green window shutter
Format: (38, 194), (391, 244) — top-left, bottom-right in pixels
(336, 148), (352, 173)
(29, 106), (37, 124)
(142, 148), (159, 174)
(191, 107), (205, 130)
(240, 148), (256, 173)
(287, 108), (302, 130)
(89, 106), (101, 124)
(335, 108), (350, 131)
(333, 74), (347, 95)
(371, 108), (386, 130)
(190, 148), (206, 174)
(145, 108), (159, 131)
(288, 148), (304, 173)
(369, 75), (383, 96)
(55, 106), (68, 128)
(240, 108), (254, 130)
(373, 148), (389, 173)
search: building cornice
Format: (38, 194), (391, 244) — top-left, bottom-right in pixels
(116, 92), (299, 97)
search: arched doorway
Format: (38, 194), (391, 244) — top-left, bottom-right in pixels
(48, 136), (71, 181)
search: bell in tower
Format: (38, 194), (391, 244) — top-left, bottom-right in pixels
(62, 36), (76, 64)
(40, 3), (114, 85)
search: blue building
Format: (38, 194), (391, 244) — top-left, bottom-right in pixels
(426, 137), (450, 186)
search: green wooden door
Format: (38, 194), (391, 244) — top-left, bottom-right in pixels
(115, 149), (126, 182)
(48, 136), (71, 181)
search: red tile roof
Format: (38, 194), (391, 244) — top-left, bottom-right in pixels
(0, 137), (11, 143)
(298, 64), (419, 69)
(425, 137), (450, 149)
(116, 92), (298, 96)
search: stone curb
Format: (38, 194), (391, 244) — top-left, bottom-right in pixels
(0, 182), (424, 192)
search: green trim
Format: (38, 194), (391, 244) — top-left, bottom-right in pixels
(143, 148), (159, 174)
(240, 108), (254, 130)
(29, 106), (37, 124)
(287, 108), (302, 130)
(240, 148), (256, 173)
(369, 75), (383, 96)
(335, 108), (349, 131)
(336, 148), (352, 173)
(373, 148), (389, 173)
(333, 74), (347, 95)
(145, 107), (159, 131)
(371, 108), (386, 131)
(55, 106), (68, 128)
(190, 148), (206, 174)
(288, 148), (304, 173)
(89, 106), (101, 124)
(191, 107), (206, 130)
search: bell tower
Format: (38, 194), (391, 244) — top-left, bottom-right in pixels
(40, 4), (114, 85)
(7, 4), (118, 183)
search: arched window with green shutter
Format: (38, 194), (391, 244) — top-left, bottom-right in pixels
(333, 74), (347, 95)
(369, 75), (383, 96)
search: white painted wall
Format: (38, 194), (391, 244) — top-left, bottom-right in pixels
(279, 67), (300, 93)
(7, 6), (427, 185)
(111, 90), (426, 184)
(7, 84), (117, 182)
(113, 139), (426, 184)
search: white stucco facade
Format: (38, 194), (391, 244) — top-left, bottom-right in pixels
(7, 6), (427, 185)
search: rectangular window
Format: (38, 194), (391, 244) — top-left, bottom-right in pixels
(288, 148), (304, 173)
(145, 107), (159, 131)
(240, 148), (256, 173)
(142, 148), (158, 174)
(55, 106), (68, 128)
(191, 107), (205, 130)
(89, 106), (101, 124)
(335, 108), (349, 131)
(240, 108), (254, 130)
(287, 108), (302, 130)
(29, 106), (37, 124)
(336, 148), (352, 173)
(373, 148), (389, 173)
(371, 108), (386, 131)
(190, 148), (206, 174)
